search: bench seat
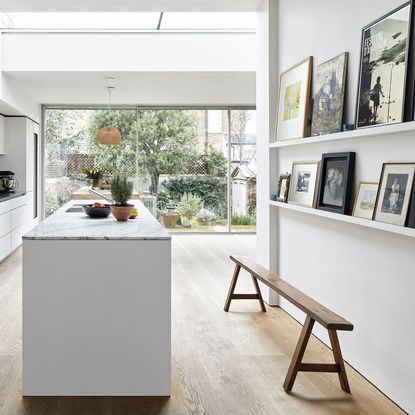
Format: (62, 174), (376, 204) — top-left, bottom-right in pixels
(224, 255), (354, 394)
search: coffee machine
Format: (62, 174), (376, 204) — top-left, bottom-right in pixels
(0, 171), (19, 193)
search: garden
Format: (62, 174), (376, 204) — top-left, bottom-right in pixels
(44, 108), (256, 232)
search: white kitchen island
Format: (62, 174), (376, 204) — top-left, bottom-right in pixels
(22, 200), (171, 396)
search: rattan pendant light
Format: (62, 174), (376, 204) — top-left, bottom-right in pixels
(97, 78), (121, 145)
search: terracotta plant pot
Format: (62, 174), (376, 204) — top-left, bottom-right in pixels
(111, 204), (133, 221)
(162, 212), (178, 228)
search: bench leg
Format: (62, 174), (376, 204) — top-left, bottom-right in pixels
(283, 316), (314, 392)
(224, 265), (267, 312)
(251, 275), (266, 312)
(283, 317), (351, 394)
(329, 329), (351, 393)
(224, 264), (241, 312)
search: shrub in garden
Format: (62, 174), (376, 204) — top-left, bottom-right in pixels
(176, 193), (204, 220)
(231, 214), (255, 226)
(163, 175), (227, 217)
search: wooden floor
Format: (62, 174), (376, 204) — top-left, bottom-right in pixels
(0, 235), (405, 415)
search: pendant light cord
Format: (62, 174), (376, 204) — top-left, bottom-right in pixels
(107, 86), (113, 127)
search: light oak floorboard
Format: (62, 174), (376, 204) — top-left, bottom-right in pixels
(0, 235), (405, 415)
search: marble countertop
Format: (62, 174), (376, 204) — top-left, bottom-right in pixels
(24, 199), (170, 240)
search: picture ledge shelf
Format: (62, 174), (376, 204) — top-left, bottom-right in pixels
(269, 121), (415, 149)
(269, 200), (415, 239)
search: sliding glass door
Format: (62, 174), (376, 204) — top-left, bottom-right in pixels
(43, 106), (255, 233)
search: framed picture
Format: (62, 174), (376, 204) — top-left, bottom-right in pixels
(352, 182), (379, 219)
(275, 57), (313, 141)
(276, 173), (291, 203)
(316, 152), (356, 214)
(311, 52), (348, 136)
(374, 163), (415, 226)
(288, 161), (320, 207)
(356, 2), (415, 129)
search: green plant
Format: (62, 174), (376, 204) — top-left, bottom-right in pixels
(231, 214), (255, 226)
(176, 193), (203, 220)
(110, 174), (133, 206)
(163, 176), (227, 217)
(83, 168), (102, 180)
(157, 191), (173, 211)
(201, 146), (227, 177)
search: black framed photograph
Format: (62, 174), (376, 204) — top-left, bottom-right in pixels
(287, 161), (320, 207)
(276, 173), (291, 203)
(316, 152), (356, 214)
(311, 52), (348, 136)
(355, 2), (415, 129)
(374, 162), (415, 226)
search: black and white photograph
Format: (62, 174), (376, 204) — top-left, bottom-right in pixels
(316, 152), (355, 214)
(288, 161), (320, 207)
(356, 3), (414, 128)
(374, 163), (415, 226)
(322, 160), (347, 207)
(380, 173), (408, 215)
(277, 173), (291, 203)
(296, 171), (310, 193)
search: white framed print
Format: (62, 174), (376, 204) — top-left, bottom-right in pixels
(374, 163), (415, 226)
(352, 182), (379, 220)
(288, 161), (320, 207)
(275, 57), (313, 141)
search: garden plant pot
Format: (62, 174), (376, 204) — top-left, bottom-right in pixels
(111, 204), (134, 221)
(162, 212), (178, 228)
(181, 217), (193, 228)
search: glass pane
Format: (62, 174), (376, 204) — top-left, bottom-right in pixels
(149, 109), (229, 232)
(230, 109), (257, 232)
(160, 12), (256, 30)
(1, 12), (160, 29)
(44, 108), (138, 216)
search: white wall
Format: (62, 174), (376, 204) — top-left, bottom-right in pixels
(1, 32), (256, 72)
(256, 0), (415, 412)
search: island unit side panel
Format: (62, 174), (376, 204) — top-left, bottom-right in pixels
(22, 239), (171, 396)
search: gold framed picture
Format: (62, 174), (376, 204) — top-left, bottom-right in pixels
(275, 57), (313, 141)
(352, 182), (379, 220)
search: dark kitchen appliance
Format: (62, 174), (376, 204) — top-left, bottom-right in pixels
(0, 171), (19, 193)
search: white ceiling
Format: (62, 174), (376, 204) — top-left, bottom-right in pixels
(0, 0), (262, 12)
(4, 71), (256, 106)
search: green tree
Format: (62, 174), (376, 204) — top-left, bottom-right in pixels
(87, 109), (138, 175)
(87, 109), (198, 194)
(45, 109), (89, 162)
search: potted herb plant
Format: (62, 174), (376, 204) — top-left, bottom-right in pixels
(176, 193), (203, 228)
(110, 174), (134, 221)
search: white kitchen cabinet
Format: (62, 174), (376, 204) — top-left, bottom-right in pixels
(12, 223), (26, 251)
(0, 233), (11, 262)
(0, 195), (27, 261)
(0, 115), (6, 155)
(12, 205), (26, 229)
(3, 117), (40, 231)
(0, 211), (12, 238)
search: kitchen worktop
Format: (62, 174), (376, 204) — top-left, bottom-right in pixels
(0, 191), (26, 203)
(23, 199), (170, 240)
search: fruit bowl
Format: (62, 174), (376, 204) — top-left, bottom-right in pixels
(82, 203), (111, 218)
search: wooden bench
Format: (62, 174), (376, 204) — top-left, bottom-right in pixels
(224, 255), (353, 393)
